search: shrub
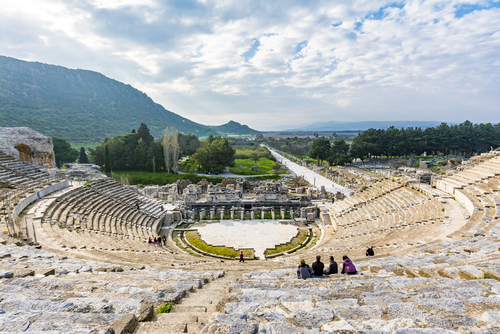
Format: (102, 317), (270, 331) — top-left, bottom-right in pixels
(156, 303), (173, 314)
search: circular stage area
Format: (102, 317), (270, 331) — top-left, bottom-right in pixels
(195, 220), (298, 259)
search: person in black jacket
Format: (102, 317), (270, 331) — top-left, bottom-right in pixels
(324, 256), (338, 275)
(366, 246), (375, 257)
(311, 255), (324, 277)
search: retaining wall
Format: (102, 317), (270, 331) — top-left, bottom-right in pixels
(13, 181), (70, 222)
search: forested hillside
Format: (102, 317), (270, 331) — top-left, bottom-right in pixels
(0, 56), (258, 145)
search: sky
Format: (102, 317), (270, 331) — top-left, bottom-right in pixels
(1, 0), (499, 130)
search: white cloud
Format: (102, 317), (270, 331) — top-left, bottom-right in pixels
(0, 0), (499, 129)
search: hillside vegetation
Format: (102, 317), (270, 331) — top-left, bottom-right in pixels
(0, 56), (259, 146)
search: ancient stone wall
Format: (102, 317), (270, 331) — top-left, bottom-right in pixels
(0, 127), (55, 168)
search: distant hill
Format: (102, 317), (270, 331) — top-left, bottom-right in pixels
(288, 120), (449, 131)
(0, 56), (258, 145)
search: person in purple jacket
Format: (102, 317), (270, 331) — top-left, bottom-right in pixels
(340, 255), (357, 275)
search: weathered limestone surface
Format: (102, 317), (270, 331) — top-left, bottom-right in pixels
(0, 127), (55, 167)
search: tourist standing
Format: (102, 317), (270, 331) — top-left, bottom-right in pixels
(239, 251), (244, 263)
(312, 255), (324, 277)
(297, 259), (313, 279)
(340, 255), (357, 275)
(324, 256), (338, 275)
(162, 235), (167, 246)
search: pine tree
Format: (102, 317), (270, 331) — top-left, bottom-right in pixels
(79, 147), (89, 163)
(137, 123), (154, 144)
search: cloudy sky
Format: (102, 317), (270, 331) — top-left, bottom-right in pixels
(1, 0), (499, 130)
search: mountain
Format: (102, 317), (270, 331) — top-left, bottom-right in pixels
(0, 56), (258, 145)
(287, 120), (448, 131)
(209, 120), (258, 135)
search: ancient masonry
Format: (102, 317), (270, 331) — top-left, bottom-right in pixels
(0, 127), (55, 168)
(1, 133), (500, 332)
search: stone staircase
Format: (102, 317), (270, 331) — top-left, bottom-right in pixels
(136, 270), (241, 333)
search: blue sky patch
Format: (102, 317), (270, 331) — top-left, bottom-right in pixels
(365, 2), (404, 20)
(295, 41), (308, 53)
(455, 2), (500, 18)
(332, 22), (342, 27)
(242, 38), (260, 62)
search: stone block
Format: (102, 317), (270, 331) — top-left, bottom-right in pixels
(333, 305), (382, 322)
(393, 267), (405, 276)
(214, 313), (247, 325)
(423, 315), (478, 330)
(370, 266), (384, 273)
(202, 322), (258, 334)
(458, 269), (478, 280)
(417, 298), (466, 313)
(36, 268), (55, 276)
(173, 305), (207, 313)
(387, 303), (425, 321)
(484, 270), (500, 281)
(480, 311), (500, 324)
(418, 268), (439, 278)
(111, 314), (138, 334)
(13, 269), (35, 278)
(0, 270), (13, 278)
(137, 303), (154, 322)
(404, 268), (419, 278)
(290, 308), (334, 328)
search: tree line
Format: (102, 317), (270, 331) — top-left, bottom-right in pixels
(268, 121), (500, 166)
(350, 121), (500, 160)
(87, 123), (235, 173)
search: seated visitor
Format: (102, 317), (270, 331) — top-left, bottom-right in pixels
(324, 256), (338, 275)
(148, 237), (152, 244)
(340, 255), (357, 275)
(311, 255), (324, 277)
(153, 237), (157, 244)
(366, 246), (375, 257)
(297, 259), (313, 279)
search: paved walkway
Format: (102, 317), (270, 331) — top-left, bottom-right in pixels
(265, 146), (349, 196)
(195, 220), (298, 259)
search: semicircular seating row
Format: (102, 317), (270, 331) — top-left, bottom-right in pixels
(42, 179), (166, 242)
(434, 154), (500, 238)
(325, 179), (446, 257)
(0, 150), (60, 207)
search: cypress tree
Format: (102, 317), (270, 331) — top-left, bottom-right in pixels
(79, 147), (89, 163)
(104, 145), (111, 173)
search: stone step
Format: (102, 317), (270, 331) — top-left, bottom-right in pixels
(136, 312), (211, 334)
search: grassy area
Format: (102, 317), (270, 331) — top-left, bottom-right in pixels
(112, 170), (226, 185)
(230, 157), (285, 175)
(185, 231), (254, 258)
(265, 228), (309, 256)
(112, 170), (280, 186)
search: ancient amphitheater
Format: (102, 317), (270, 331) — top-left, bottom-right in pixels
(2, 142), (500, 333)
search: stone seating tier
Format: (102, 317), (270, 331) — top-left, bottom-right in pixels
(0, 243), (223, 333)
(198, 234), (500, 333)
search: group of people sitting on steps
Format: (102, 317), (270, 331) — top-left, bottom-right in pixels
(148, 236), (166, 246)
(297, 255), (357, 279)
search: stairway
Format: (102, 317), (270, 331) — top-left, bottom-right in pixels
(136, 270), (240, 333)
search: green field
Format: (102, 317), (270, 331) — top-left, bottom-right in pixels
(230, 157), (285, 175)
(112, 170), (226, 185)
(113, 170), (280, 186)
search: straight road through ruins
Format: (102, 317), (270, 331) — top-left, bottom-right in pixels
(265, 145), (349, 196)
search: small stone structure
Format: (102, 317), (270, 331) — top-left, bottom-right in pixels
(0, 127), (55, 168)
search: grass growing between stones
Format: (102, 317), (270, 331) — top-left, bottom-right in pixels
(265, 227), (309, 256)
(156, 303), (173, 314)
(185, 231), (253, 258)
